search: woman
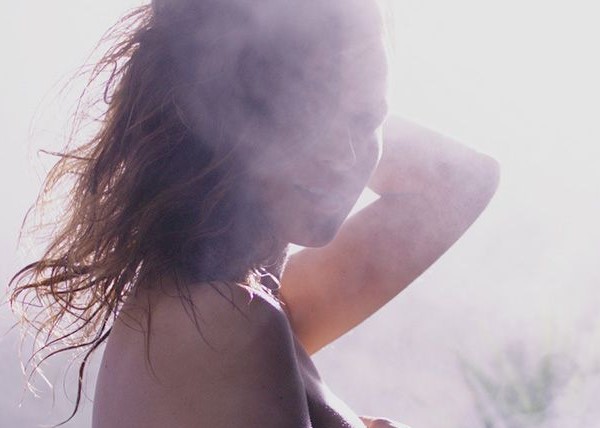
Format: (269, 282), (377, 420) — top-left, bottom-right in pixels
(10, 0), (499, 427)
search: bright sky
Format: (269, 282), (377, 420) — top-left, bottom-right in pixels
(1, 1), (599, 426)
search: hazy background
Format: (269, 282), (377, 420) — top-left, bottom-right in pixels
(2, 0), (599, 427)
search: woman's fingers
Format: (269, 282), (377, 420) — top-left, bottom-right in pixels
(372, 418), (412, 428)
(361, 416), (412, 428)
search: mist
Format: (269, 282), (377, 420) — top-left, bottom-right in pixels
(1, 0), (599, 427)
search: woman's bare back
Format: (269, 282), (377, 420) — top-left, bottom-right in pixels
(92, 279), (364, 428)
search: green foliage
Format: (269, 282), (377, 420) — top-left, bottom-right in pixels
(460, 344), (576, 428)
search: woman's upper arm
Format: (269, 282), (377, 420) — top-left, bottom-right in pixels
(280, 118), (500, 355)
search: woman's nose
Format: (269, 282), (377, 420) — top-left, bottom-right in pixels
(318, 126), (357, 173)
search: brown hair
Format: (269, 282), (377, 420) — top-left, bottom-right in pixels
(9, 2), (288, 424)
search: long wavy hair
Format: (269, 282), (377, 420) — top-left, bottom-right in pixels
(8, 1), (291, 424)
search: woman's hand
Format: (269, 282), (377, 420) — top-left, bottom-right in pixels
(360, 415), (412, 428)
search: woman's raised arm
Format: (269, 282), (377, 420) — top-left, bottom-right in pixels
(280, 115), (500, 354)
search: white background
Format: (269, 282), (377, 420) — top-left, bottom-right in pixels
(1, 1), (599, 427)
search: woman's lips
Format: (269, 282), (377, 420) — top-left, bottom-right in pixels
(294, 184), (345, 213)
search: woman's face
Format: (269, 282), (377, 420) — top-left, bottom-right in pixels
(241, 1), (389, 247)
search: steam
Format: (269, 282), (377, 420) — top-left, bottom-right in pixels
(2, 0), (599, 427)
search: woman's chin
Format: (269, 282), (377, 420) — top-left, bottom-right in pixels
(287, 215), (343, 248)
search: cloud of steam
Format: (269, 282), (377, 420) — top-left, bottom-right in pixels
(3, 0), (599, 427)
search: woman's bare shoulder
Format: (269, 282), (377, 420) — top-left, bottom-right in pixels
(125, 280), (292, 371)
(199, 282), (285, 342)
(97, 281), (312, 428)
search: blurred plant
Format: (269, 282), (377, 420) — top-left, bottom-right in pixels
(459, 342), (576, 428)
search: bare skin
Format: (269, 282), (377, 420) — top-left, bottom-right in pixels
(281, 116), (501, 354)
(94, 280), (366, 428)
(93, 116), (499, 427)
